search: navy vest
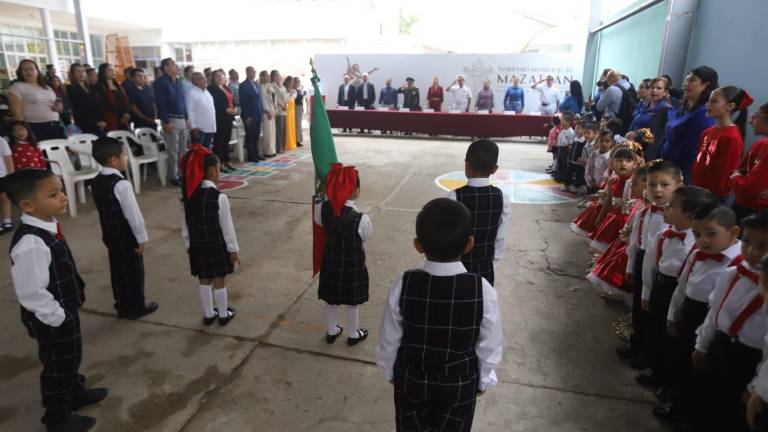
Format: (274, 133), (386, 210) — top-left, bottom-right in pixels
(454, 185), (503, 266)
(398, 270), (484, 375)
(10, 223), (85, 311)
(186, 186), (224, 242)
(91, 173), (137, 249)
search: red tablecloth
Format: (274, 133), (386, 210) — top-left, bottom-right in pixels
(326, 109), (552, 138)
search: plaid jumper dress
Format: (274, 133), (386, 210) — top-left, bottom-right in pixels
(186, 186), (235, 278)
(91, 173), (146, 312)
(318, 202), (369, 305)
(10, 224), (87, 425)
(454, 185), (503, 285)
(394, 270), (484, 432)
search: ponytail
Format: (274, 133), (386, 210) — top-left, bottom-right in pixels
(716, 86), (754, 138)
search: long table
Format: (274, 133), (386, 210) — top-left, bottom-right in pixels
(326, 108), (552, 138)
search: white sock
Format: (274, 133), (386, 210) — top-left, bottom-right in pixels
(214, 288), (229, 317)
(198, 285), (215, 318)
(325, 304), (339, 335)
(346, 306), (360, 338)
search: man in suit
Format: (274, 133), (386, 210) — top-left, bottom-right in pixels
(239, 66), (265, 162)
(337, 75), (356, 132)
(355, 73), (376, 133)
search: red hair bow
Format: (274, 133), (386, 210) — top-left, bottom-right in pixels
(738, 91), (754, 111)
(325, 163), (358, 217)
(182, 144), (211, 199)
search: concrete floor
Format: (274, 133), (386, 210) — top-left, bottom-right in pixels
(0, 135), (671, 431)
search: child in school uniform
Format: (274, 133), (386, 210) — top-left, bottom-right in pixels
(377, 198), (503, 432)
(9, 121), (47, 170)
(90, 137), (158, 319)
(731, 102), (768, 222)
(448, 139), (511, 286)
(563, 118), (586, 193)
(637, 186), (715, 390)
(687, 212), (768, 430)
(653, 204), (742, 421)
(315, 163), (372, 345)
(181, 145), (239, 326)
(6, 169), (108, 432)
(573, 121), (600, 205)
(570, 130), (615, 237)
(0, 135), (15, 234)
(745, 255), (768, 432)
(617, 162), (684, 364)
(553, 112), (576, 183)
(546, 116), (561, 173)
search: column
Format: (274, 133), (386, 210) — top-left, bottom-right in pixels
(39, 8), (58, 69)
(74, 0), (94, 66)
(659, 0), (699, 86)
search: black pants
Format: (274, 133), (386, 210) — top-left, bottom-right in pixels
(108, 246), (146, 312)
(22, 308), (85, 425)
(564, 164), (586, 187)
(244, 118), (262, 161)
(462, 260), (494, 286)
(647, 273), (678, 381)
(630, 249), (648, 352)
(213, 118), (233, 164)
(394, 364), (478, 432)
(554, 147), (570, 182)
(668, 297), (709, 387)
(29, 121), (65, 141)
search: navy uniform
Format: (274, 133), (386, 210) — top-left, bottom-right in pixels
(377, 261), (503, 432)
(10, 214), (87, 426)
(449, 178), (511, 286)
(91, 167), (148, 313)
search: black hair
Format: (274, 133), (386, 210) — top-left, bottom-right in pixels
(9, 121), (37, 147)
(598, 129), (614, 141)
(128, 67), (144, 79)
(4, 169), (56, 206)
(611, 147), (636, 161)
(68, 62), (82, 83)
(633, 165), (649, 178)
(97, 63), (118, 89)
(560, 112), (575, 124)
(692, 203), (738, 229)
(761, 255), (768, 277)
(183, 65), (194, 75)
(671, 186), (716, 214)
(639, 78), (653, 90)
(569, 80), (584, 112)
(465, 139), (499, 176)
(713, 86), (751, 138)
(551, 116), (561, 126)
(760, 103), (768, 115)
(416, 198), (472, 261)
(583, 121), (599, 132)
(92, 137), (124, 166)
(15, 59), (48, 89)
(647, 160), (683, 182)
(604, 118), (624, 136)
(688, 66), (719, 110)
(160, 58), (175, 71)
(742, 212), (768, 232)
(203, 153), (220, 177)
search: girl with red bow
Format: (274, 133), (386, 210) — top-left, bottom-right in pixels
(180, 144), (240, 326)
(314, 163), (372, 345)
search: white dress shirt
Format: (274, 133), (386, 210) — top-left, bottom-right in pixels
(667, 241), (742, 321)
(313, 200), (373, 241)
(557, 127), (576, 148)
(449, 85), (472, 111)
(447, 178), (512, 264)
(641, 228), (695, 301)
(626, 206), (669, 273)
(10, 214), (67, 327)
(535, 83), (558, 106)
(695, 262), (766, 352)
(185, 86), (217, 133)
(376, 260), (503, 391)
(100, 167), (148, 244)
(181, 180), (239, 252)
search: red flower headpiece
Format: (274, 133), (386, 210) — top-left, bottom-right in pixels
(182, 144), (211, 199)
(325, 163), (358, 217)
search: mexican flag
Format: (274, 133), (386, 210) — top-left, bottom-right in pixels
(309, 61), (338, 276)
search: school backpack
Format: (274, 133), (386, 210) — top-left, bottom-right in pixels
(614, 83), (639, 129)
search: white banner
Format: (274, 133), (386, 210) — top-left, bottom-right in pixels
(313, 53), (583, 114)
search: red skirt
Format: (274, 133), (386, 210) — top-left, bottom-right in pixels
(589, 208), (627, 252)
(587, 238), (632, 295)
(570, 202), (604, 238)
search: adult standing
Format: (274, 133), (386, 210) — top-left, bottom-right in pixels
(337, 75), (355, 109)
(97, 63), (131, 131)
(628, 79), (654, 131)
(67, 63), (106, 135)
(397, 77), (420, 111)
(7, 59), (65, 140)
(356, 73), (375, 109)
(181, 66), (195, 94)
(154, 57), (188, 187)
(185, 72), (216, 149)
(531, 75), (559, 115)
(239, 67), (265, 162)
(208, 70), (236, 171)
(378, 79), (398, 108)
(427, 77), (444, 112)
(475, 80), (494, 112)
(595, 71), (624, 120)
(503, 76), (525, 113)
(658, 66), (718, 181)
(271, 70), (288, 154)
(49, 76), (71, 126)
(86, 67), (98, 86)
(45, 64), (58, 82)
(559, 80), (584, 115)
(446, 74), (471, 112)
(639, 77), (673, 160)
(259, 70), (277, 158)
(227, 69), (240, 109)
(125, 68), (157, 130)
(293, 77), (306, 147)
(283, 75), (297, 151)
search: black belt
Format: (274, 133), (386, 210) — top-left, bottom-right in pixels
(168, 114), (185, 119)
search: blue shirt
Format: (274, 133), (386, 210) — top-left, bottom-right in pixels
(658, 104), (716, 178)
(503, 86), (524, 111)
(559, 95), (582, 114)
(153, 74), (187, 124)
(125, 83), (155, 118)
(379, 85), (397, 106)
(629, 99), (670, 131)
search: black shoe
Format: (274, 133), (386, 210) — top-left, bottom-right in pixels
(218, 307), (236, 326)
(169, 179), (181, 187)
(652, 405), (684, 423)
(70, 387), (109, 411)
(118, 302), (159, 320)
(325, 325), (343, 344)
(47, 413), (96, 432)
(629, 354), (650, 370)
(616, 341), (638, 359)
(265, 154), (277, 158)
(203, 311), (218, 326)
(656, 385), (680, 404)
(636, 371), (662, 387)
(347, 328), (368, 346)
(297, 143), (304, 147)
(1, 222), (12, 232)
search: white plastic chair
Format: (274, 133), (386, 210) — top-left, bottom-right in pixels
(133, 128), (169, 187)
(107, 130), (166, 193)
(230, 116), (245, 163)
(40, 139), (100, 218)
(66, 133), (101, 171)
